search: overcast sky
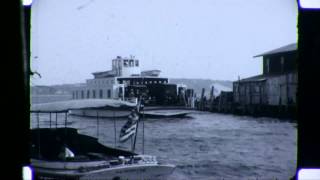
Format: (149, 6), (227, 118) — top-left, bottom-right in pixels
(30, 0), (297, 86)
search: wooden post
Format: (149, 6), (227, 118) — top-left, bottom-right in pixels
(210, 86), (214, 102)
(218, 93), (222, 112)
(200, 88), (205, 111)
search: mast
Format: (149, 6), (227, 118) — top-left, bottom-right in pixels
(131, 98), (143, 153)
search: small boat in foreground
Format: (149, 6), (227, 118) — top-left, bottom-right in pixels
(30, 100), (175, 180)
(31, 128), (174, 180)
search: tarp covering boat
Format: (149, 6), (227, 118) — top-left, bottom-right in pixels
(31, 128), (136, 161)
(31, 99), (137, 113)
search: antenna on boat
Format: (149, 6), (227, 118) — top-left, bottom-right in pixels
(96, 111), (99, 138)
(113, 111), (117, 148)
(141, 97), (145, 154)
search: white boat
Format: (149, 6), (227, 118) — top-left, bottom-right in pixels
(30, 100), (175, 180)
(32, 99), (136, 118)
(141, 106), (194, 118)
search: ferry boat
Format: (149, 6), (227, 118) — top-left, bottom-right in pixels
(70, 56), (195, 118)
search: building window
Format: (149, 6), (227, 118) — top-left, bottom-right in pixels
(266, 58), (270, 73)
(107, 89), (111, 98)
(87, 90), (90, 98)
(92, 90), (96, 98)
(99, 89), (103, 98)
(281, 57), (285, 73)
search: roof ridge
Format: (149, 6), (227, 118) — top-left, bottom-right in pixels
(253, 43), (297, 58)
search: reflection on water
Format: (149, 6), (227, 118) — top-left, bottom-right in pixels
(31, 111), (296, 179)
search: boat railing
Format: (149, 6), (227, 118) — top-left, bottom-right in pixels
(31, 110), (69, 129)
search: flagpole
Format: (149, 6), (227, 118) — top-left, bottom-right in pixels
(132, 99), (141, 152)
(142, 109), (144, 154)
(113, 111), (116, 148)
(132, 113), (139, 152)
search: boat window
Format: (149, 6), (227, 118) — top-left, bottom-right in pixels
(87, 90), (90, 98)
(81, 91), (84, 99)
(99, 89), (103, 98)
(129, 60), (134, 67)
(92, 90), (96, 98)
(107, 89), (111, 98)
(123, 60), (128, 67)
(135, 60), (139, 67)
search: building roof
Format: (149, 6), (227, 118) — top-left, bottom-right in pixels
(253, 43), (297, 58)
(235, 73), (285, 83)
(235, 74), (267, 83)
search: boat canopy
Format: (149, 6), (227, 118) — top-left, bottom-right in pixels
(31, 128), (136, 160)
(31, 99), (137, 113)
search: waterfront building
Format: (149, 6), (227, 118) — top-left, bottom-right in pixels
(233, 43), (297, 115)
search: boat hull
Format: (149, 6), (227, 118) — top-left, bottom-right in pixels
(141, 106), (194, 118)
(69, 106), (194, 118)
(32, 159), (175, 180)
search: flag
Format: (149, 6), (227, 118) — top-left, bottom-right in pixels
(119, 109), (139, 143)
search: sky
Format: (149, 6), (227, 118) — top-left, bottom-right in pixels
(30, 0), (297, 86)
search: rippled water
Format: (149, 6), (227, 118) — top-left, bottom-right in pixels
(31, 110), (296, 180)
